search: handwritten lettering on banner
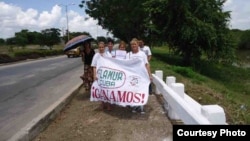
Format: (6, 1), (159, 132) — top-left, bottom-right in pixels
(91, 56), (150, 107)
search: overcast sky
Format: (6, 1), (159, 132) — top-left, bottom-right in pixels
(0, 0), (250, 39)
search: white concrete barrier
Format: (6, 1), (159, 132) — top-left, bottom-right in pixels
(152, 70), (227, 125)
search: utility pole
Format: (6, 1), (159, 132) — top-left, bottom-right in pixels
(59, 3), (75, 41)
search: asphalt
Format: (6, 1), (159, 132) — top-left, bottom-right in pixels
(7, 82), (83, 141)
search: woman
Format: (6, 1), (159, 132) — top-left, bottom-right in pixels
(80, 42), (95, 91)
(113, 40), (127, 59)
(126, 38), (153, 114)
(91, 41), (112, 110)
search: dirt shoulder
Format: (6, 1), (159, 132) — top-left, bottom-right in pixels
(33, 86), (173, 141)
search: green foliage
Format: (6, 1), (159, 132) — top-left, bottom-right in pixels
(0, 48), (64, 64)
(144, 0), (235, 66)
(171, 66), (206, 83)
(40, 28), (61, 47)
(70, 32), (91, 38)
(97, 36), (107, 43)
(81, 0), (151, 43)
(14, 49), (63, 58)
(230, 29), (244, 49)
(6, 37), (16, 45)
(15, 29), (29, 48)
(5, 28), (62, 47)
(197, 61), (250, 95)
(238, 30), (250, 49)
(151, 46), (250, 124)
(0, 38), (5, 45)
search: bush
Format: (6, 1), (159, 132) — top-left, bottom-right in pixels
(0, 49), (64, 64)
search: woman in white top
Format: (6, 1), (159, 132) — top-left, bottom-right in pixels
(105, 39), (116, 58)
(125, 38), (153, 114)
(114, 40), (127, 60)
(138, 40), (152, 61)
(91, 41), (111, 80)
(91, 41), (112, 110)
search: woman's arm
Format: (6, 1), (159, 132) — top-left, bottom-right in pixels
(145, 63), (153, 81)
(93, 67), (97, 80)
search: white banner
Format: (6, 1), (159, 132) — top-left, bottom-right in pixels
(90, 56), (150, 107)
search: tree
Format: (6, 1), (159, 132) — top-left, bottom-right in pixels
(229, 29), (244, 50)
(79, 0), (151, 43)
(6, 37), (16, 52)
(238, 30), (250, 50)
(31, 32), (43, 45)
(0, 38), (5, 45)
(15, 29), (29, 49)
(96, 36), (107, 43)
(40, 28), (61, 49)
(6, 37), (16, 45)
(144, 0), (235, 65)
(27, 31), (42, 45)
(70, 32), (91, 38)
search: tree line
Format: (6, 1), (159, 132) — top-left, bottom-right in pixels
(80, 0), (250, 65)
(0, 28), (115, 50)
(0, 28), (94, 49)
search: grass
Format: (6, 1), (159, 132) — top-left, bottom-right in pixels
(0, 44), (64, 53)
(150, 46), (250, 124)
(0, 44), (65, 63)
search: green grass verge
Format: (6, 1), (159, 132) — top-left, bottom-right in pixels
(150, 46), (250, 124)
(0, 45), (65, 64)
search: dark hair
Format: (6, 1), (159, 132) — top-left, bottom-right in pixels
(83, 41), (91, 47)
(107, 38), (114, 44)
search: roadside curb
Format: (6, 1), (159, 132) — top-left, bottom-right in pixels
(7, 82), (83, 141)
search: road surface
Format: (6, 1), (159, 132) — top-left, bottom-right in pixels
(0, 56), (83, 141)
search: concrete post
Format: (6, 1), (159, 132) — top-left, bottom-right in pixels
(168, 83), (185, 121)
(155, 70), (163, 95)
(201, 105), (226, 124)
(166, 76), (176, 86)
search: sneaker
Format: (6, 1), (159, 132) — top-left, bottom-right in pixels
(140, 106), (145, 114)
(132, 106), (138, 113)
(132, 107), (137, 113)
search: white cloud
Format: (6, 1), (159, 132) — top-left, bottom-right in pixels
(67, 11), (109, 38)
(223, 0), (233, 7)
(0, 2), (111, 39)
(223, 0), (250, 30)
(16, 8), (38, 26)
(38, 5), (61, 27)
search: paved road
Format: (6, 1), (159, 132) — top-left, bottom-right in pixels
(0, 56), (83, 141)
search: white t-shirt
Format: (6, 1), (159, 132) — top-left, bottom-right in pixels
(140, 45), (152, 56)
(114, 50), (127, 60)
(91, 52), (111, 67)
(125, 50), (149, 65)
(105, 49), (116, 58)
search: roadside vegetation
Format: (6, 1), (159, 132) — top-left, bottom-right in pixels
(0, 45), (64, 64)
(150, 46), (250, 124)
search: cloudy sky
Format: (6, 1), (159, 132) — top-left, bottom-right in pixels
(0, 0), (250, 39)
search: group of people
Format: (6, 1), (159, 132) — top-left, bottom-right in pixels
(79, 38), (152, 113)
